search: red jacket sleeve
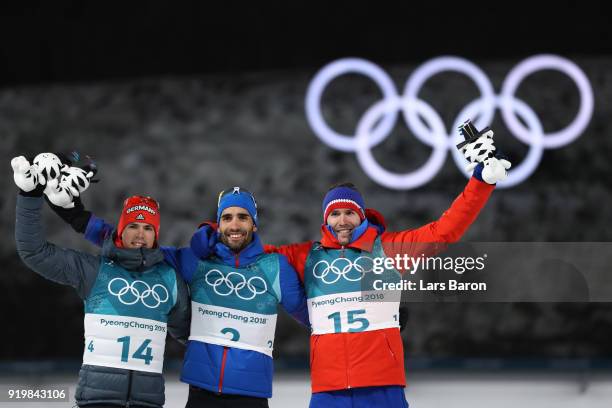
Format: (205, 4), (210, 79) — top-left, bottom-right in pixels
(264, 241), (313, 283)
(381, 177), (495, 259)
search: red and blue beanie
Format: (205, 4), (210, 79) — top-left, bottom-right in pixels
(322, 186), (366, 222)
(217, 187), (258, 225)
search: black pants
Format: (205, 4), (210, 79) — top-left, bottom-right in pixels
(185, 386), (269, 408)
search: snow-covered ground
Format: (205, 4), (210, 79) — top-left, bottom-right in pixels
(1, 371), (611, 407)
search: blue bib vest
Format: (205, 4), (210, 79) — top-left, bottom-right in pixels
(82, 258), (178, 373)
(189, 253), (281, 357)
(304, 236), (402, 335)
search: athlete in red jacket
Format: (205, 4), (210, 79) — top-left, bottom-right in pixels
(264, 175), (495, 406)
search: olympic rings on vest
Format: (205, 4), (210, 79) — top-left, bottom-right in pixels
(205, 269), (268, 300)
(107, 278), (170, 309)
(312, 257), (375, 284)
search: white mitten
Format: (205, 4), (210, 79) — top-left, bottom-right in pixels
(60, 166), (95, 197)
(32, 153), (64, 186)
(481, 157), (512, 184)
(461, 128), (496, 171)
(11, 156), (39, 192)
(45, 166), (96, 208)
(44, 178), (76, 208)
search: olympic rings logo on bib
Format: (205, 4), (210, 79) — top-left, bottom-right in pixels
(108, 278), (170, 309)
(312, 257), (375, 284)
(305, 55), (594, 189)
(205, 269), (268, 300)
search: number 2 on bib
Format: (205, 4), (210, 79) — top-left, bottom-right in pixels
(327, 309), (370, 333)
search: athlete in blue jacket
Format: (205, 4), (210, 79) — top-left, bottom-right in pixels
(56, 186), (309, 408)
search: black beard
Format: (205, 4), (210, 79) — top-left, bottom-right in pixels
(334, 226), (354, 244)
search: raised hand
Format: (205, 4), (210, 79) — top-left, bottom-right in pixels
(45, 177), (75, 208)
(43, 153), (98, 209)
(459, 128), (496, 171)
(11, 156), (40, 193)
(60, 166), (96, 197)
(481, 157), (512, 184)
(32, 153), (64, 186)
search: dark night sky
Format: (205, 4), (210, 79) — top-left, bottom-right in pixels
(0, 1), (609, 86)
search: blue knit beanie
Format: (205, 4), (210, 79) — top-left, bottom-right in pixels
(217, 187), (258, 225)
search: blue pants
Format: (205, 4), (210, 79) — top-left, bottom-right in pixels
(309, 386), (409, 408)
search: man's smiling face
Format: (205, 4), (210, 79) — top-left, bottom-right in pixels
(326, 208), (362, 245)
(121, 222), (156, 249)
(218, 206), (257, 252)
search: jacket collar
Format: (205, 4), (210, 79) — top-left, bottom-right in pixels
(102, 232), (165, 271)
(212, 232), (264, 267)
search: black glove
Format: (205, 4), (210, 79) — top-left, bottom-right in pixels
(44, 195), (92, 233)
(19, 183), (45, 197)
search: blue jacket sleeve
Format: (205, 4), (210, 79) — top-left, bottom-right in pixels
(190, 225), (216, 260)
(278, 255), (310, 327)
(84, 214), (114, 247)
(161, 246), (199, 284)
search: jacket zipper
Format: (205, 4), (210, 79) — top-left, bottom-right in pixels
(218, 346), (229, 393)
(126, 369), (133, 407)
(215, 252), (239, 394)
(344, 334), (350, 388)
(340, 245), (349, 388)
